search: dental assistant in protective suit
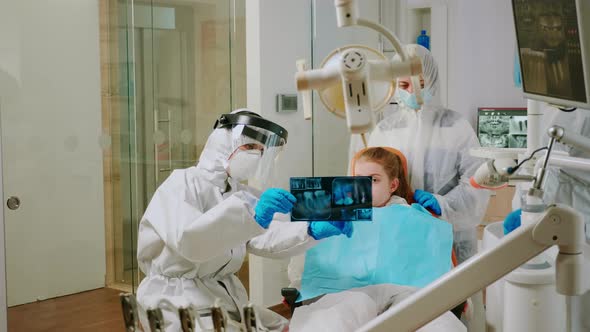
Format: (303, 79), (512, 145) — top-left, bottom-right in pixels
(368, 44), (490, 264)
(367, 45), (489, 331)
(136, 109), (352, 331)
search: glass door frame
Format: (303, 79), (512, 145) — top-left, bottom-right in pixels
(0, 113), (7, 332)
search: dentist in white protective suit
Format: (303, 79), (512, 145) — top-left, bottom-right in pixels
(135, 109), (353, 331)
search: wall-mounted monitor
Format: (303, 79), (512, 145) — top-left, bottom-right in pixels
(477, 108), (528, 149)
(512, 0), (590, 109)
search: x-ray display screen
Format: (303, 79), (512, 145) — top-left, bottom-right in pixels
(290, 176), (372, 221)
(513, 0), (586, 103)
(478, 108), (527, 148)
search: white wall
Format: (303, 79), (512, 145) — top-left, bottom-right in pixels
(247, 0), (314, 306)
(447, 0), (526, 126)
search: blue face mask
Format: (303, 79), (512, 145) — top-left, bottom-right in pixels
(397, 88), (432, 110)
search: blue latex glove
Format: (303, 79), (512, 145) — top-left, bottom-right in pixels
(503, 209), (522, 235)
(413, 189), (442, 215)
(308, 221), (354, 240)
(254, 188), (296, 229)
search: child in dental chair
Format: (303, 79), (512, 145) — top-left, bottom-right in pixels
(352, 146), (459, 268)
(352, 146), (413, 208)
(287, 147), (457, 290)
(285, 147), (465, 332)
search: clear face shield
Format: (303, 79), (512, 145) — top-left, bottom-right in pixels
(214, 112), (288, 189)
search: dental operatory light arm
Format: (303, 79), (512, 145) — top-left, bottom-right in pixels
(295, 0), (423, 145)
(359, 125), (590, 332)
(470, 124), (590, 191)
(548, 125), (590, 154)
(359, 204), (590, 332)
(526, 125), (590, 193)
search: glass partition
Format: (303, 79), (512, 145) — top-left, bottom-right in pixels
(111, 0), (248, 291)
(1, 0), (246, 329)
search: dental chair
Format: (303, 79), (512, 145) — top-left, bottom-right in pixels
(279, 147), (466, 321)
(121, 293), (289, 332)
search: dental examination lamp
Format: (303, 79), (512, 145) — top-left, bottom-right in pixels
(295, 0), (423, 147)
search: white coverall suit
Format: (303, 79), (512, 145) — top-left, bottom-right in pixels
(136, 126), (317, 331)
(366, 44), (490, 331)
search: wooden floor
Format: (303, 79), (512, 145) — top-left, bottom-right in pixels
(7, 286), (291, 331)
(8, 288), (125, 332)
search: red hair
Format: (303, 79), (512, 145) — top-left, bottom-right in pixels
(351, 147), (413, 203)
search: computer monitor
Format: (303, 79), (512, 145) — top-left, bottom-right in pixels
(512, 0), (590, 108)
(477, 108), (528, 149)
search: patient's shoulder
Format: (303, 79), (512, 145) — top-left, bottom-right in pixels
(385, 195), (409, 206)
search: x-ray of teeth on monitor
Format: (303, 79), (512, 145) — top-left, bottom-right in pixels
(478, 108), (528, 148)
(290, 176), (372, 221)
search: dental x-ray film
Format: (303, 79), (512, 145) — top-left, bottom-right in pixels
(290, 176), (372, 221)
